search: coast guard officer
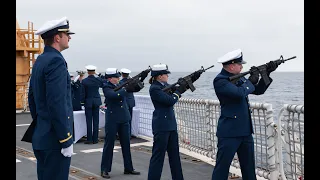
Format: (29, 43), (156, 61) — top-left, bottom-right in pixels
(81, 65), (104, 144)
(147, 63), (193, 180)
(71, 71), (85, 111)
(25, 16), (75, 180)
(119, 68), (136, 138)
(212, 49), (278, 180)
(100, 68), (142, 179)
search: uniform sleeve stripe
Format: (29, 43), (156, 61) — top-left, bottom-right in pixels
(59, 135), (72, 143)
(173, 93), (180, 100)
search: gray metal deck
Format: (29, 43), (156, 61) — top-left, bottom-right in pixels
(16, 113), (242, 180)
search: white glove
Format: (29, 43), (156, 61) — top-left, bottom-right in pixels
(81, 106), (85, 110)
(61, 144), (73, 157)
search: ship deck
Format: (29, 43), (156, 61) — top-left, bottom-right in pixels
(16, 113), (242, 180)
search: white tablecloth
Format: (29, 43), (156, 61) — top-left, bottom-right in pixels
(73, 109), (105, 143)
(131, 108), (140, 137)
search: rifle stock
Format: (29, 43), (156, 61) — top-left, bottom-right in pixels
(162, 65), (214, 93)
(114, 66), (151, 91)
(229, 55), (296, 83)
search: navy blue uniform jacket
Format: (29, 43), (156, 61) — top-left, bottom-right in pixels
(119, 78), (136, 108)
(81, 75), (103, 108)
(102, 81), (131, 123)
(71, 80), (83, 110)
(28, 46), (73, 150)
(149, 81), (181, 133)
(213, 68), (272, 138)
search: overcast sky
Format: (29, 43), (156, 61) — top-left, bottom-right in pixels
(17, 0), (303, 72)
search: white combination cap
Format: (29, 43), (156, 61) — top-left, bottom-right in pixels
(105, 68), (121, 78)
(120, 68), (131, 74)
(85, 65), (97, 71)
(151, 63), (171, 77)
(217, 49), (246, 65)
(35, 17), (75, 38)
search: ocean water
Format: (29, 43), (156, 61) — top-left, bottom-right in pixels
(76, 71), (304, 119)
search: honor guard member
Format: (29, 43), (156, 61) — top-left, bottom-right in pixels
(81, 65), (104, 144)
(97, 72), (108, 84)
(25, 17), (75, 180)
(69, 73), (76, 141)
(71, 70), (85, 111)
(212, 49), (278, 180)
(147, 63), (191, 180)
(119, 68), (136, 138)
(100, 68), (142, 179)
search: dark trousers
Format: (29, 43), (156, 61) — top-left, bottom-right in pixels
(101, 121), (133, 172)
(128, 107), (133, 136)
(33, 149), (71, 180)
(211, 135), (257, 180)
(148, 131), (184, 180)
(85, 106), (100, 143)
(72, 103), (82, 111)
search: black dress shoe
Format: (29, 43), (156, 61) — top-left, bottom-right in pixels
(124, 170), (141, 175)
(93, 141), (98, 144)
(101, 171), (110, 179)
(84, 141), (93, 144)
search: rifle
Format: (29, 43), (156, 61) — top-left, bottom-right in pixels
(114, 66), (152, 91)
(229, 55), (296, 84)
(162, 65), (215, 93)
(76, 70), (86, 75)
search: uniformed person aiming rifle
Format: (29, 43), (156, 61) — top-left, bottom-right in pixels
(71, 70), (85, 111)
(147, 63), (206, 180)
(211, 49), (285, 180)
(119, 68), (136, 138)
(100, 68), (144, 179)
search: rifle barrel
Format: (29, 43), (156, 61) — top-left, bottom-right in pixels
(229, 56), (296, 81)
(203, 65), (215, 71)
(284, 56), (296, 61)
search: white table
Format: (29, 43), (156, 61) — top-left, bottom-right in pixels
(73, 108), (141, 143)
(131, 108), (140, 137)
(73, 109), (105, 143)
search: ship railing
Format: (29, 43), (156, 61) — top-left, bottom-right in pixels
(133, 95), (278, 179)
(276, 104), (304, 180)
(93, 93), (304, 180)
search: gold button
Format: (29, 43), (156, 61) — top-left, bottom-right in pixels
(234, 116), (237, 118)
(121, 106), (123, 108)
(68, 116), (70, 119)
(67, 132), (70, 136)
(120, 101), (122, 102)
(165, 116), (166, 118)
(117, 93), (120, 96)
